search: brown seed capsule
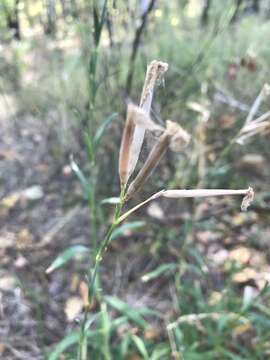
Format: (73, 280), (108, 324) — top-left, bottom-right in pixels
(140, 60), (169, 113)
(119, 104), (154, 186)
(118, 104), (137, 186)
(127, 61), (169, 180)
(126, 120), (190, 200)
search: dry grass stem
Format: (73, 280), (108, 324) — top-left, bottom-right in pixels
(126, 121), (190, 200)
(235, 84), (270, 144)
(162, 188), (253, 198)
(167, 312), (249, 330)
(117, 190), (165, 224)
(118, 187), (254, 224)
(246, 83), (270, 125)
(163, 187), (254, 211)
(128, 60), (168, 180)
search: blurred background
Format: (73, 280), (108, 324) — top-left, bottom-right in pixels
(0, 0), (270, 359)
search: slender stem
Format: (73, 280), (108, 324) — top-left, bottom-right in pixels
(78, 187), (125, 360)
(89, 187), (126, 303)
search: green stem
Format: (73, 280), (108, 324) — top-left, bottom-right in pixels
(78, 186), (126, 360)
(89, 186), (126, 306)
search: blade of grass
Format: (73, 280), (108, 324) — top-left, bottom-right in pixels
(46, 245), (89, 274)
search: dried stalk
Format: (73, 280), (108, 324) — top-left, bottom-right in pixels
(245, 83), (270, 125)
(162, 188), (252, 198)
(118, 187), (254, 224)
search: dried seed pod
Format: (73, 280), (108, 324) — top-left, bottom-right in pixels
(140, 60), (169, 113)
(126, 120), (189, 200)
(119, 104), (136, 186)
(128, 61), (168, 180)
(119, 104), (155, 186)
(126, 130), (171, 200)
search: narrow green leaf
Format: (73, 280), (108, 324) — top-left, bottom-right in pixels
(48, 331), (80, 360)
(131, 334), (149, 359)
(93, 0), (108, 46)
(48, 329), (101, 360)
(93, 112), (118, 148)
(84, 313), (100, 332)
(120, 333), (131, 357)
(141, 263), (177, 283)
(101, 197), (120, 205)
(105, 296), (148, 329)
(46, 245), (89, 274)
(84, 131), (95, 164)
(150, 344), (170, 360)
(93, 3), (100, 46)
(111, 221), (146, 241)
(70, 159), (91, 200)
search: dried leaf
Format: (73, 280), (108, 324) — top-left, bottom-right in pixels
(65, 296), (83, 322)
(233, 322), (253, 336)
(232, 267), (256, 284)
(21, 185), (44, 201)
(16, 228), (34, 249)
(0, 232), (15, 249)
(229, 247), (252, 265)
(144, 327), (160, 340)
(0, 275), (17, 291)
(79, 281), (89, 307)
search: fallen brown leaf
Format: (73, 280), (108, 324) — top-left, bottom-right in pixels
(229, 247), (252, 265)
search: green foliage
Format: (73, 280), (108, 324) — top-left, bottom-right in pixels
(46, 245), (89, 273)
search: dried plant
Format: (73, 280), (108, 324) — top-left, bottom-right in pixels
(236, 83), (270, 144)
(127, 60), (168, 182)
(118, 104), (154, 186)
(48, 59), (255, 360)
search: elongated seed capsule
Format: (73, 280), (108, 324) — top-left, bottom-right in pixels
(118, 104), (137, 186)
(126, 120), (187, 200)
(125, 131), (171, 200)
(119, 104), (155, 186)
(128, 61), (168, 180)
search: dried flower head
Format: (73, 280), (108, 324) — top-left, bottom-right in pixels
(236, 83), (270, 144)
(241, 187), (255, 211)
